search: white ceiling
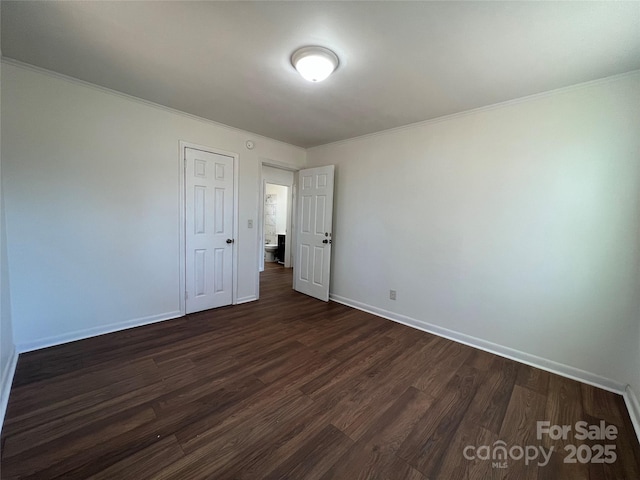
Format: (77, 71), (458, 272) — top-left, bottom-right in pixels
(2, 1), (639, 148)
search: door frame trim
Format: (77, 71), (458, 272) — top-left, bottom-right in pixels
(179, 141), (239, 315)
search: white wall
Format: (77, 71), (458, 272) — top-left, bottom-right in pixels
(630, 304), (640, 410)
(307, 72), (640, 389)
(637, 322), (640, 393)
(265, 183), (289, 235)
(0, 186), (14, 426)
(627, 303), (640, 436)
(262, 165), (295, 189)
(1, 61), (305, 351)
(1, 13), (18, 430)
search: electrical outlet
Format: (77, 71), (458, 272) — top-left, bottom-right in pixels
(390, 290), (397, 300)
(248, 219), (253, 228)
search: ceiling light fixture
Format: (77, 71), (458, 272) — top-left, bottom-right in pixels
(291, 46), (339, 82)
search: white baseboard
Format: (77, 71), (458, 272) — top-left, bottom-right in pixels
(17, 310), (183, 353)
(623, 385), (640, 442)
(329, 294), (626, 395)
(0, 344), (18, 434)
(236, 295), (257, 305)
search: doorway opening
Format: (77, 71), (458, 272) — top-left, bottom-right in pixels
(259, 165), (295, 274)
(257, 163), (335, 302)
(264, 183), (290, 266)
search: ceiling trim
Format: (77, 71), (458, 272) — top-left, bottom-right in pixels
(0, 56), (307, 153)
(3, 56), (638, 153)
(307, 69), (640, 151)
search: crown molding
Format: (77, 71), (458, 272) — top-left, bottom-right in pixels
(0, 57), (306, 154)
(308, 69), (640, 151)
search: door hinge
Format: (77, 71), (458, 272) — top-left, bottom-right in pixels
(185, 291), (189, 300)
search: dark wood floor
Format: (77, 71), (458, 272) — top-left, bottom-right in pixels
(2, 263), (639, 479)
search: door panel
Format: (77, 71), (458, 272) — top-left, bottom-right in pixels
(185, 147), (234, 313)
(294, 165), (334, 301)
(315, 196), (327, 234)
(313, 247), (324, 285)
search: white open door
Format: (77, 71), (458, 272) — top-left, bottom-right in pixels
(185, 147), (234, 313)
(294, 165), (334, 301)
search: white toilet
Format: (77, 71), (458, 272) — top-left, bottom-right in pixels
(264, 244), (278, 262)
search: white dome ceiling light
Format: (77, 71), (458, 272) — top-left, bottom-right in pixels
(291, 46), (339, 82)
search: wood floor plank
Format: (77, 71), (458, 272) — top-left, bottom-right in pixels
(251, 343), (332, 385)
(208, 374), (404, 480)
(151, 392), (317, 479)
(298, 333), (396, 397)
(202, 402), (333, 479)
(410, 339), (476, 399)
(297, 309), (378, 350)
(494, 385), (547, 480)
(4, 357), (159, 432)
(1, 357), (207, 458)
(466, 356), (520, 435)
(2, 263), (638, 479)
(9, 319), (193, 388)
(175, 358), (339, 454)
(397, 358), (489, 477)
(338, 339), (442, 441)
(19, 385), (268, 479)
(541, 375), (589, 480)
(434, 424), (497, 480)
(85, 434), (184, 480)
(318, 386), (434, 480)
(515, 363), (551, 396)
(261, 424), (353, 480)
(326, 337), (437, 440)
(378, 456), (427, 480)
(2, 406), (157, 478)
(581, 383), (625, 426)
(595, 404), (640, 479)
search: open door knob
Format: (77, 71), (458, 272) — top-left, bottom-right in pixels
(226, 239), (234, 244)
